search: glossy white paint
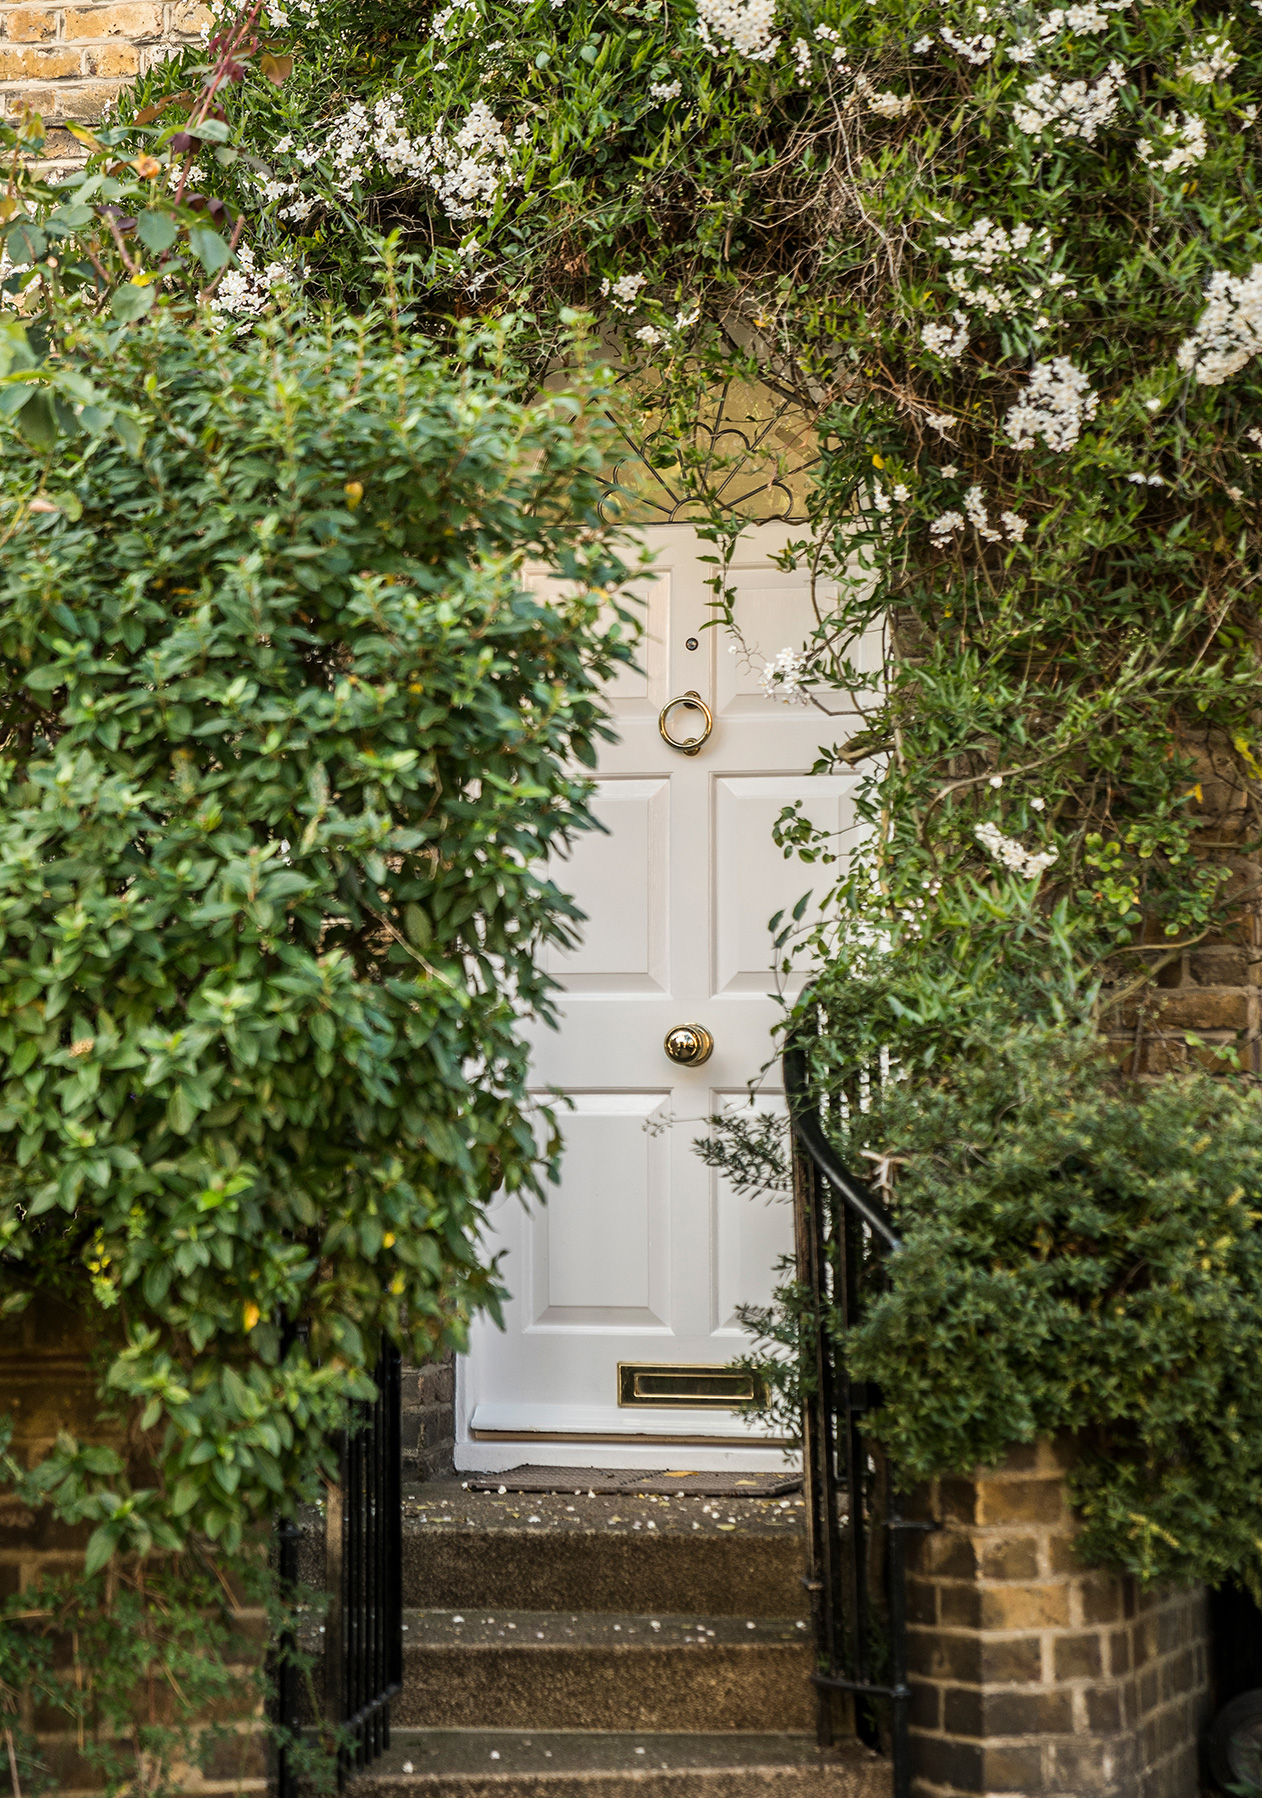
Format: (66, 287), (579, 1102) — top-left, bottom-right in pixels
(456, 524), (869, 1472)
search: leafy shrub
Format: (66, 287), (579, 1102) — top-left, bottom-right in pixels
(731, 1017), (1262, 1591)
(0, 301), (632, 1556)
(849, 1028), (1262, 1590)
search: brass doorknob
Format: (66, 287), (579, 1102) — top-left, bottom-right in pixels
(664, 1023), (714, 1067)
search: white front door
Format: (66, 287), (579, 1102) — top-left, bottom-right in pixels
(456, 524), (864, 1472)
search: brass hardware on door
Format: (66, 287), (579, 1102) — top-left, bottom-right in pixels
(659, 691), (713, 756)
(618, 1363), (763, 1409)
(664, 1022), (714, 1067)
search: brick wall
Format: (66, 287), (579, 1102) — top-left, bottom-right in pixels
(1, 1301), (266, 1797)
(906, 1440), (1211, 1798)
(401, 1350), (455, 1482)
(0, 0), (207, 148)
(1107, 737), (1262, 1078)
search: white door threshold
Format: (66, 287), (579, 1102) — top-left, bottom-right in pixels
(456, 1402), (799, 1474)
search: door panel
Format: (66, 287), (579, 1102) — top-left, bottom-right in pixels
(712, 775), (853, 996)
(712, 1093), (791, 1335)
(528, 1091), (670, 1328)
(543, 779), (670, 993)
(458, 524), (862, 1471)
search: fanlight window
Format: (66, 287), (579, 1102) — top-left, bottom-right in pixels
(596, 372), (819, 526)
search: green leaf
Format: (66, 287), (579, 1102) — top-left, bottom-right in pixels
(16, 389), (57, 449)
(113, 411), (145, 456)
(83, 1522), (120, 1576)
(6, 220), (47, 264)
(136, 210), (178, 254)
(189, 226), (232, 274)
(166, 1085), (195, 1135)
(110, 282), (157, 324)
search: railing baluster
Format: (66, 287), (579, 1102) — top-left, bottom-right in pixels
(785, 1032), (918, 1798)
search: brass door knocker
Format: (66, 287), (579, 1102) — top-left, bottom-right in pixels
(659, 691), (714, 756)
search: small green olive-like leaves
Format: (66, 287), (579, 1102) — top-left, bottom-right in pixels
(136, 209), (178, 254)
(0, 307), (636, 1593)
(16, 387), (57, 448)
(6, 219), (46, 264)
(110, 281), (157, 324)
(188, 225), (231, 273)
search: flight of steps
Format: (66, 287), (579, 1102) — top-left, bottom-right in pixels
(348, 1476), (891, 1797)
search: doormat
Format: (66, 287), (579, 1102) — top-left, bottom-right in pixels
(464, 1466), (801, 1498)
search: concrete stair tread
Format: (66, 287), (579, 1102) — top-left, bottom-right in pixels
(403, 1480), (805, 1615)
(349, 1730), (889, 1795)
(403, 1609), (811, 1648)
(404, 1480), (806, 1538)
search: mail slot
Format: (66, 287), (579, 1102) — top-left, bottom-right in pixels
(617, 1363), (764, 1409)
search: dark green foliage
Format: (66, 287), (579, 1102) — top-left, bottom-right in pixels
(0, 302), (634, 1564)
(0, 1546), (275, 1798)
(738, 1020), (1262, 1591)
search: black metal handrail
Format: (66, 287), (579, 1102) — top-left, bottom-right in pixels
(784, 1038), (922, 1798)
(274, 1341), (403, 1797)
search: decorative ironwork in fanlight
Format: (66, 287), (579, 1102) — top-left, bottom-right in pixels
(598, 374), (819, 526)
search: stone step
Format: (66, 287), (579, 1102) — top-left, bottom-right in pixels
(402, 1482), (806, 1617)
(350, 1730), (890, 1797)
(395, 1610), (815, 1733)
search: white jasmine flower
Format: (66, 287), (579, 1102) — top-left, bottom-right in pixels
(872, 481), (892, 513)
(989, 774), (1004, 788)
(929, 509), (965, 542)
(863, 85), (914, 117)
(634, 324), (664, 346)
(1030, 797), (1046, 810)
(321, 95), (519, 219)
(1146, 397), (1163, 411)
(649, 77), (682, 98)
(892, 482), (910, 501)
(791, 37), (812, 81)
(1177, 264), (1262, 386)
(211, 243), (293, 321)
(759, 647), (811, 704)
(1247, 427), (1262, 447)
(1013, 60), (1126, 143)
(926, 415), (956, 439)
(921, 312), (969, 359)
(1005, 358), (1098, 451)
(1137, 111), (1206, 173)
(939, 463), (959, 476)
(1178, 33), (1237, 85)
(1065, 3), (1108, 30)
(965, 483), (1002, 542)
(940, 25), (996, 63)
(1000, 509), (1029, 542)
(937, 216), (1055, 320)
(975, 820), (1058, 878)
(674, 305), (701, 328)
(1241, 104), (1259, 128)
(273, 134), (294, 154)
(912, 33), (933, 50)
(601, 271), (649, 310)
(694, 0), (779, 61)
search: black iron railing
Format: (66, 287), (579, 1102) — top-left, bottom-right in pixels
(274, 1341), (403, 1797)
(785, 1039), (926, 1798)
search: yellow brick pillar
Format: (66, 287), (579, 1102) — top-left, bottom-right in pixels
(905, 1442), (1210, 1798)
